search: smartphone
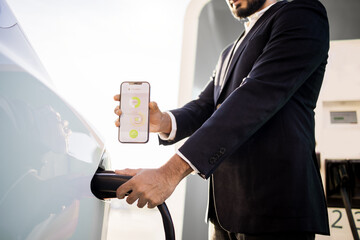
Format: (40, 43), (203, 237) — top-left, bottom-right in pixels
(118, 81), (150, 143)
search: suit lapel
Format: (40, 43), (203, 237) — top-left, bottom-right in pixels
(215, 1), (287, 104)
(219, 32), (245, 86)
(214, 32), (244, 101)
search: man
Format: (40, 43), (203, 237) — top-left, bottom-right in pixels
(114, 0), (330, 239)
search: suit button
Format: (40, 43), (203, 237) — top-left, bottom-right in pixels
(209, 157), (217, 165)
(219, 147), (226, 154)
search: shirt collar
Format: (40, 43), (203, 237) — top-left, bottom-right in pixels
(244, 2), (277, 33)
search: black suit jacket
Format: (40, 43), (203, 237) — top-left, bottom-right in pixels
(161, 0), (330, 235)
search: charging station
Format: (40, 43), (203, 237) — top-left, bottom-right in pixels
(315, 39), (360, 240)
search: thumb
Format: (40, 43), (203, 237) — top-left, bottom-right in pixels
(149, 101), (160, 112)
(115, 168), (141, 177)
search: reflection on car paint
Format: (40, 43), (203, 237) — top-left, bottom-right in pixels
(0, 0), (110, 239)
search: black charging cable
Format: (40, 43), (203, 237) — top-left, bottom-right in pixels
(91, 170), (176, 240)
(337, 164), (360, 240)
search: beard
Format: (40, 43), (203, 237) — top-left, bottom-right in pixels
(231, 0), (267, 19)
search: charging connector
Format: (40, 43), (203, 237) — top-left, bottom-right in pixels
(326, 161), (360, 240)
(91, 169), (176, 240)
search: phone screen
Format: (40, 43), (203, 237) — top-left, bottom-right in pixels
(118, 82), (150, 143)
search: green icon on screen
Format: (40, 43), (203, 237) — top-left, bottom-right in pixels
(129, 129), (138, 138)
(130, 97), (141, 108)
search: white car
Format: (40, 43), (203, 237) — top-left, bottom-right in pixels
(0, 0), (111, 239)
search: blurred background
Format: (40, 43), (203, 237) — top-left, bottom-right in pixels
(6, 0), (192, 239)
(4, 0), (360, 239)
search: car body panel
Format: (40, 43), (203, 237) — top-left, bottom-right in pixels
(0, 0), (110, 239)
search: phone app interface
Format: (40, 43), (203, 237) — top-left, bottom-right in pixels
(120, 83), (149, 142)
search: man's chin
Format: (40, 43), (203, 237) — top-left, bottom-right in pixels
(233, 10), (248, 19)
(230, 8), (246, 20)
(231, 11), (242, 20)
(232, 0), (267, 19)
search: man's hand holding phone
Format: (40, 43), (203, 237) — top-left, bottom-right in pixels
(114, 96), (172, 136)
(113, 89), (192, 208)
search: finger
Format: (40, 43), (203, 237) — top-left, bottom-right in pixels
(114, 105), (119, 113)
(147, 200), (157, 209)
(137, 197), (147, 208)
(115, 168), (140, 177)
(114, 106), (122, 116)
(149, 101), (159, 111)
(115, 119), (120, 127)
(114, 94), (120, 101)
(116, 182), (132, 199)
(126, 192), (139, 205)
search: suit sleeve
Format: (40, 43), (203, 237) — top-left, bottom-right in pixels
(178, 1), (330, 179)
(158, 79), (216, 146)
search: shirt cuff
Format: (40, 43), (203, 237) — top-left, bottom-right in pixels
(177, 150), (199, 174)
(158, 111), (177, 141)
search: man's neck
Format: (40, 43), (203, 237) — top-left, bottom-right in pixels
(258, 0), (278, 12)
